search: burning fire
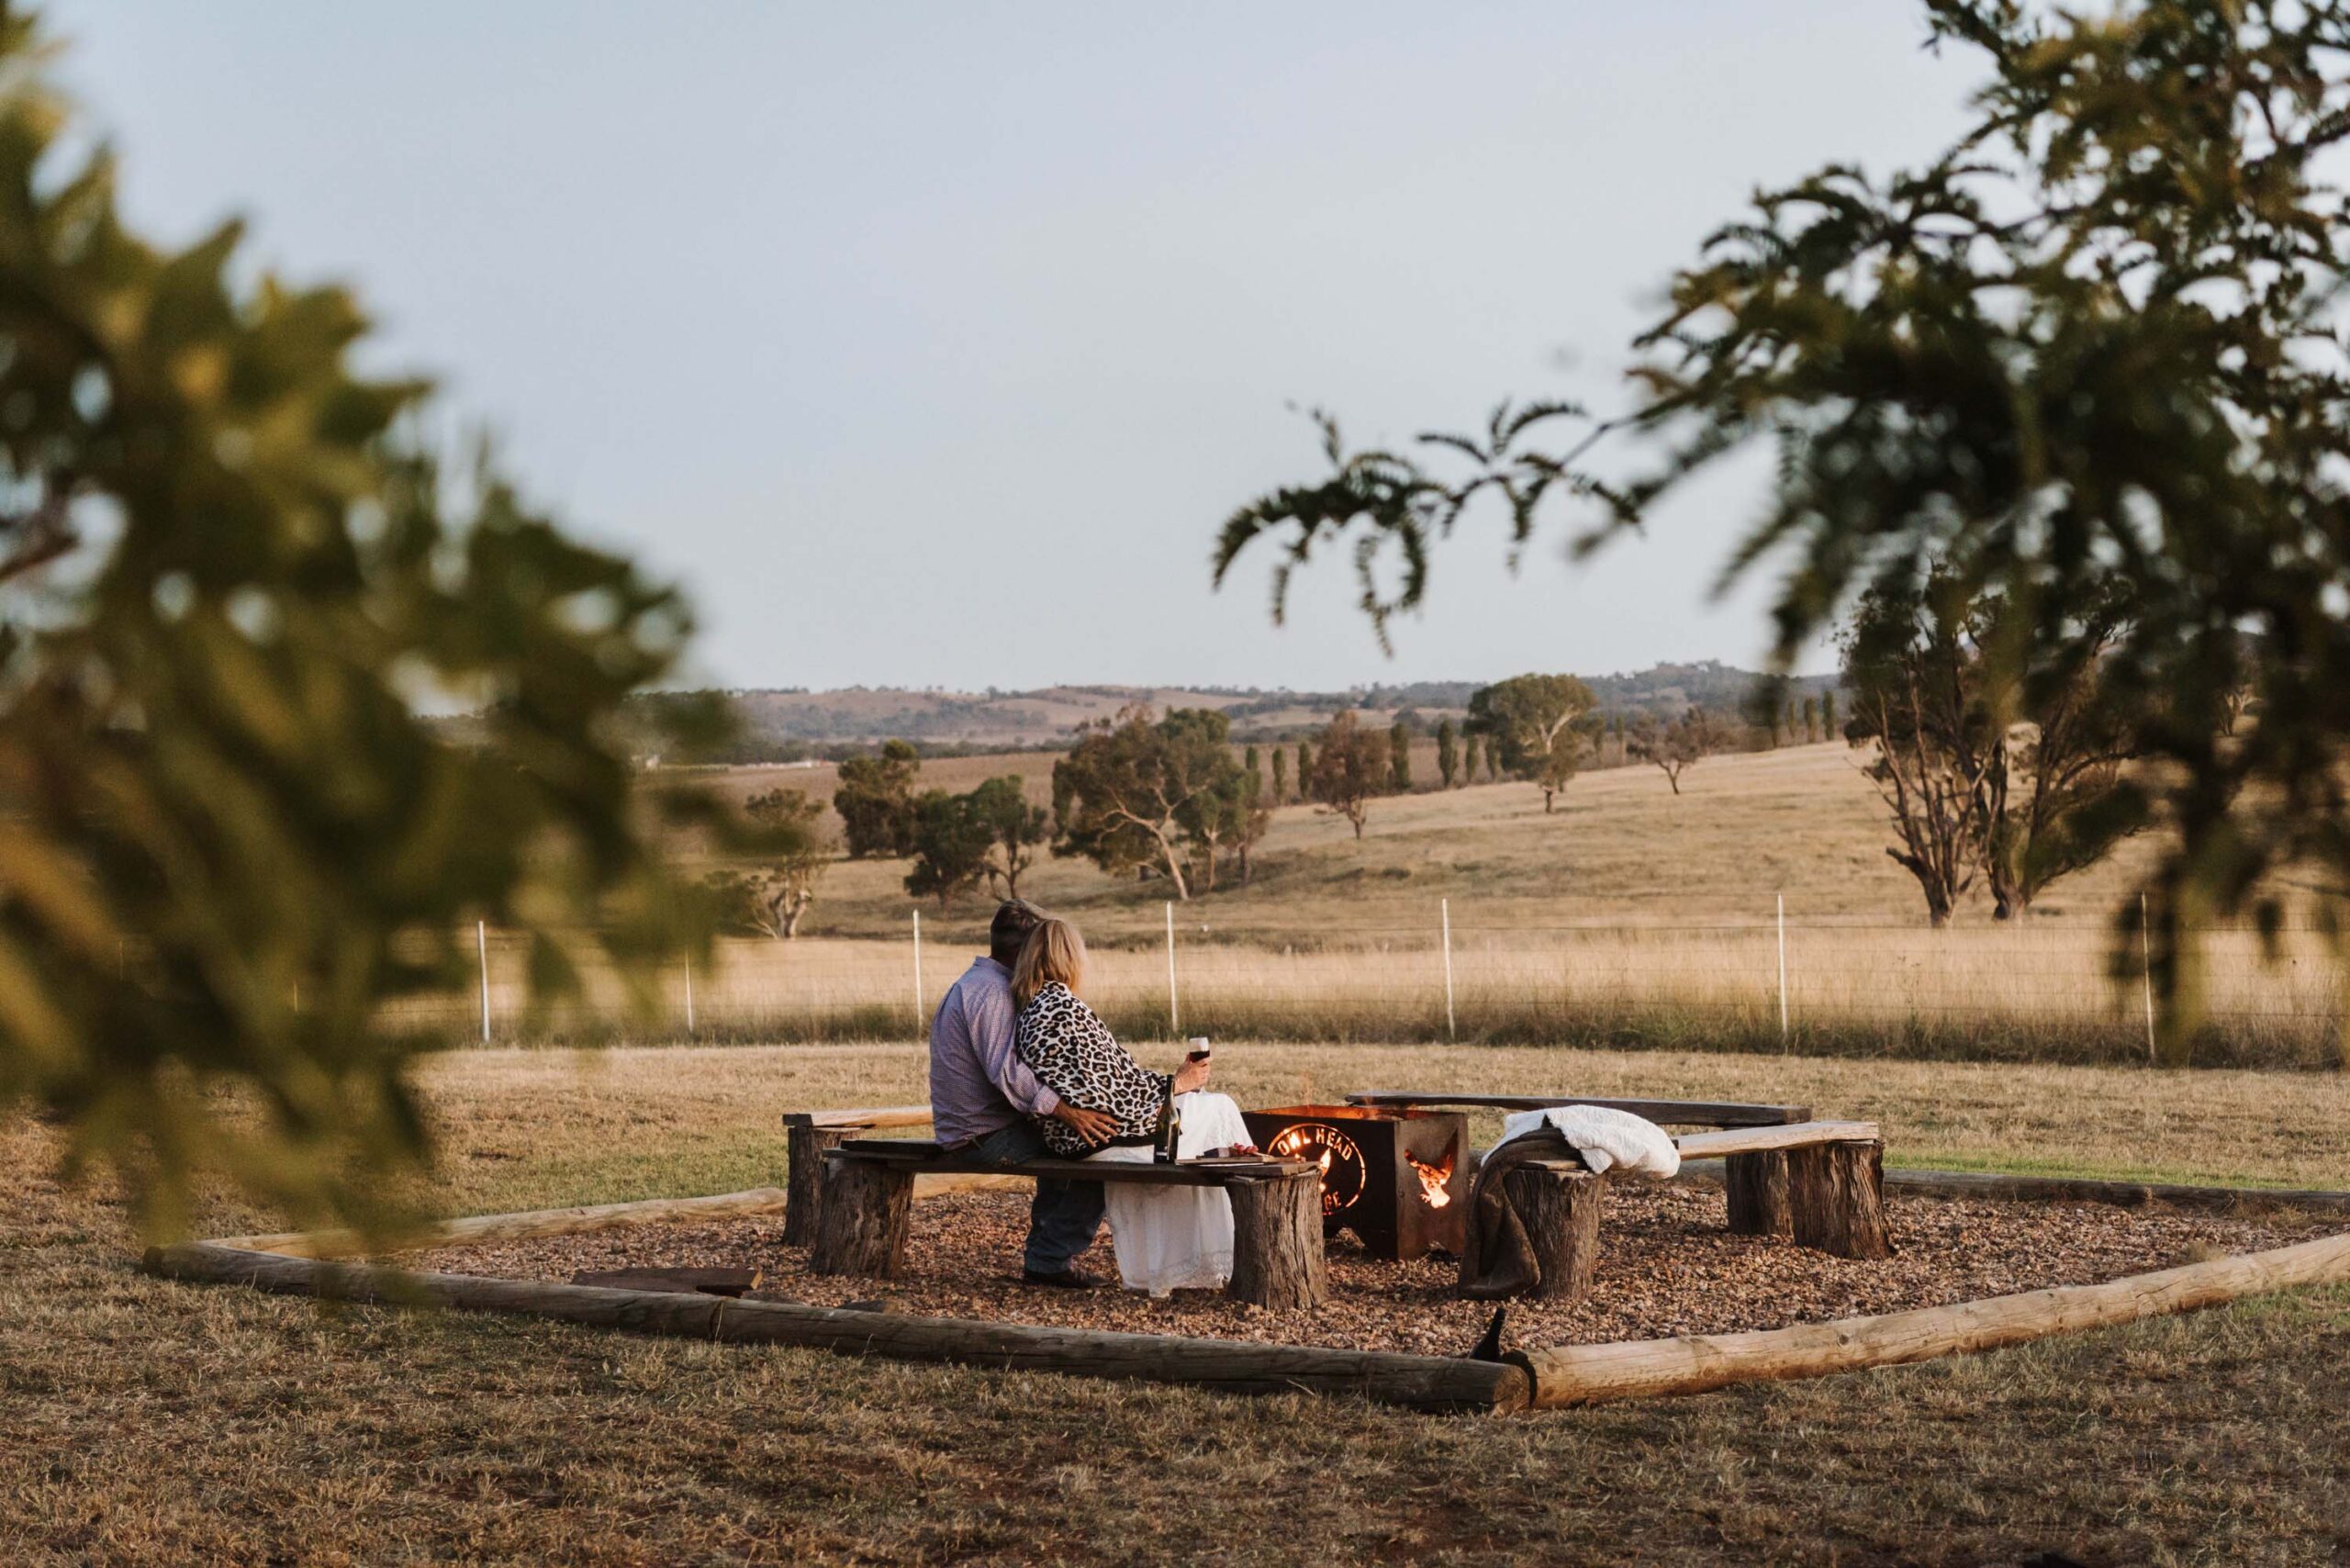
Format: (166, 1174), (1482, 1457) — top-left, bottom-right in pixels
(1405, 1150), (1455, 1209)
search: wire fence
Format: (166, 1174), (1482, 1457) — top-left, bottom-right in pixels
(386, 900), (2350, 1070)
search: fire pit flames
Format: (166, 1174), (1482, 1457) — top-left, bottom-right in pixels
(1243, 1104), (1468, 1260)
(1405, 1150), (1455, 1209)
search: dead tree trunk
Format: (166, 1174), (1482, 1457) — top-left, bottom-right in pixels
(1499, 1166), (1605, 1302)
(1787, 1141), (1890, 1260)
(783, 1118), (848, 1245)
(1725, 1150), (1793, 1238)
(809, 1158), (914, 1278)
(1227, 1170), (1327, 1310)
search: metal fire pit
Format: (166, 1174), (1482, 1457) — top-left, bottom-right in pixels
(1240, 1104), (1468, 1260)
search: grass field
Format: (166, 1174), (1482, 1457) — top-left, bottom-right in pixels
(6, 1041), (2350, 1565)
(447, 743), (2350, 1068)
(704, 740), (2144, 936)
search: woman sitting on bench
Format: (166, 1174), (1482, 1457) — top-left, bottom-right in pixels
(1012, 917), (1247, 1296)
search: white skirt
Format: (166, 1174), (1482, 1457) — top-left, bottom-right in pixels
(1087, 1092), (1250, 1296)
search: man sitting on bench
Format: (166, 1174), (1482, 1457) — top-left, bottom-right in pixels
(927, 900), (1124, 1288)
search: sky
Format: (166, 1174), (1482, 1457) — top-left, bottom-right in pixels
(49, 2), (1978, 693)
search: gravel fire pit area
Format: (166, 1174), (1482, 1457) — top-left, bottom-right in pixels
(401, 1182), (2342, 1358)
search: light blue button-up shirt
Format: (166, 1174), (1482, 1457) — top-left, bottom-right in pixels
(928, 957), (1061, 1145)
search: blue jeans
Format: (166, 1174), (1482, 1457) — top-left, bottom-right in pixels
(970, 1120), (1105, 1274)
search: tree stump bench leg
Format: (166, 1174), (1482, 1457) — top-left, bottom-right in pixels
(1501, 1165), (1604, 1302)
(809, 1158), (914, 1278)
(1226, 1170), (1326, 1310)
(1787, 1139), (1890, 1260)
(1725, 1150), (1793, 1238)
(783, 1118), (849, 1247)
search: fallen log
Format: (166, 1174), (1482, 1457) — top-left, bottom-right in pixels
(572, 1266), (763, 1297)
(1508, 1228), (2350, 1408)
(216, 1186), (794, 1260)
(141, 1241), (1525, 1414)
(1673, 1162), (2350, 1217)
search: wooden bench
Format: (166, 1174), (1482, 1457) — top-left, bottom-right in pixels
(1344, 1090), (1815, 1127)
(1347, 1093), (1886, 1302)
(1679, 1120), (1890, 1256)
(811, 1138), (1330, 1309)
(1471, 1120), (1890, 1302)
(781, 1106), (935, 1246)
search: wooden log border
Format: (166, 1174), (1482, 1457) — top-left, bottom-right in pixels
(141, 1239), (1524, 1414)
(1508, 1228), (2350, 1409)
(145, 1182), (1522, 1415)
(147, 1169), (2350, 1417)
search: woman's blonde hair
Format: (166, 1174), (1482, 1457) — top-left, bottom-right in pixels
(1013, 918), (1086, 1010)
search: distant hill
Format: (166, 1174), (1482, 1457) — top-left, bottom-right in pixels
(603, 662), (1837, 763)
(1583, 661), (1838, 720)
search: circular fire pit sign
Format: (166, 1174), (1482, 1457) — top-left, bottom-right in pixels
(1265, 1122), (1369, 1216)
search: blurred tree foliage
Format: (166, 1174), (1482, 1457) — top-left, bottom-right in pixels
(1215, 0), (2350, 1061)
(0, 6), (750, 1232)
(706, 790), (827, 937)
(1841, 577), (2143, 926)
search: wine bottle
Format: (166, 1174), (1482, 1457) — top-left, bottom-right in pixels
(1152, 1078), (1181, 1163)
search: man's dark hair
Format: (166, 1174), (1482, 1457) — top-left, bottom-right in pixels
(990, 899), (1048, 968)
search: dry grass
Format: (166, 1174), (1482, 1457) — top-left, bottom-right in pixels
(404, 1039), (2350, 1200)
(756, 741), (2182, 935)
(436, 744), (2349, 1068)
(6, 1041), (2350, 1564)
(428, 920), (2343, 1069)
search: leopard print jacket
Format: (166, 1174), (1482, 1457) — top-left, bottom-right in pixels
(1014, 981), (1172, 1159)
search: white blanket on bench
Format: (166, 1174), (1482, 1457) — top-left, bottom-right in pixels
(1498, 1104), (1680, 1180)
(1088, 1092), (1250, 1296)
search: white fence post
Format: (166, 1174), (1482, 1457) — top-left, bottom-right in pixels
(1775, 892), (1789, 1051)
(1165, 901), (1180, 1036)
(2141, 891), (2157, 1063)
(683, 954), (696, 1037)
(476, 920), (491, 1045)
(912, 910), (924, 1026)
(1440, 897), (1456, 1043)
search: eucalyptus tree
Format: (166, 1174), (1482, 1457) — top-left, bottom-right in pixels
(1306, 711), (1390, 838)
(968, 776), (1048, 899)
(834, 740), (922, 858)
(1628, 708), (1734, 799)
(1052, 706), (1238, 900)
(1465, 674), (1596, 814)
